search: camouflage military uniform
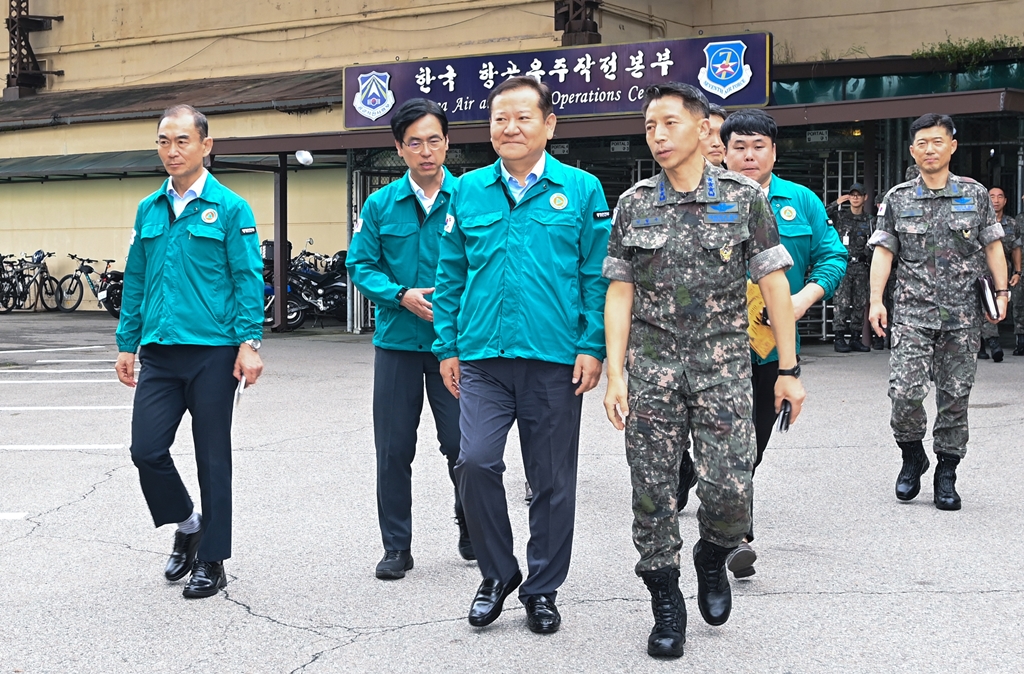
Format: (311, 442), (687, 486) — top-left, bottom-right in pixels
(981, 214), (1019, 339)
(868, 174), (1002, 458)
(602, 164), (793, 574)
(827, 203), (873, 332)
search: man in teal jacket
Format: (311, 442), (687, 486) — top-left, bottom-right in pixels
(115, 105), (264, 599)
(717, 108), (847, 577)
(346, 99), (472, 581)
(433, 77), (610, 635)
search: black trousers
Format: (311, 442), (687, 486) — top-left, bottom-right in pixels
(456, 358), (583, 601)
(748, 360), (780, 542)
(374, 347), (462, 552)
(130, 344), (238, 562)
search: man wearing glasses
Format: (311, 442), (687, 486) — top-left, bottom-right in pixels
(347, 98), (473, 580)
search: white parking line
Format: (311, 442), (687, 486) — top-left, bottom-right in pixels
(0, 444), (124, 450)
(0, 346), (106, 355)
(0, 380), (117, 384)
(0, 513), (29, 520)
(36, 359), (118, 363)
(0, 369), (124, 373)
(0, 406), (132, 410)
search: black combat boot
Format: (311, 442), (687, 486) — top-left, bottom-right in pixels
(895, 440), (929, 501)
(978, 340), (989, 359)
(1013, 334), (1024, 356)
(850, 332), (871, 352)
(933, 454), (962, 511)
(640, 568), (686, 658)
(454, 507), (475, 561)
(833, 331), (851, 353)
(987, 336), (1004, 363)
(692, 539), (732, 626)
(676, 452), (697, 511)
(871, 334), (885, 350)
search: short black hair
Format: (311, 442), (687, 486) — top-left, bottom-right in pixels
(640, 82), (709, 119)
(708, 103), (728, 120)
(390, 98), (449, 143)
(910, 113), (956, 141)
(159, 104), (209, 139)
(487, 76), (554, 119)
(719, 108), (777, 147)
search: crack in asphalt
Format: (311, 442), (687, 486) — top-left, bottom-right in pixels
(2, 462), (133, 547)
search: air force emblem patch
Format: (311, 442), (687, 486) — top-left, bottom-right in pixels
(353, 71), (396, 121)
(698, 41), (753, 99)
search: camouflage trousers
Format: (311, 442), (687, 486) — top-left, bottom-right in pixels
(625, 375), (754, 574)
(833, 262), (870, 331)
(889, 324), (978, 458)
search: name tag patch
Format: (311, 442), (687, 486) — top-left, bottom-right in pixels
(594, 210), (611, 220)
(706, 214), (740, 223)
(899, 207), (924, 218)
(951, 204), (977, 212)
(632, 216), (664, 228)
(240, 227), (257, 235)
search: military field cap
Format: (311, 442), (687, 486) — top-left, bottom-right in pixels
(847, 182), (865, 194)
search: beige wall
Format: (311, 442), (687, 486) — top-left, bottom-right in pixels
(5, 1), (1019, 91)
(0, 168), (348, 309)
(12, 0), (563, 92)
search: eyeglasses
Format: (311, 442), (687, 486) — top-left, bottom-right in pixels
(403, 137), (445, 152)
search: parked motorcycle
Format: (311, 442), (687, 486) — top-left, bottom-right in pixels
(288, 239), (348, 328)
(261, 238), (348, 330)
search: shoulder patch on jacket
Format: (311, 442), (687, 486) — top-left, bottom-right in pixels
(240, 226), (257, 235)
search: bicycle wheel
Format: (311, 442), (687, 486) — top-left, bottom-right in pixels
(0, 278), (14, 313)
(40, 276), (60, 312)
(57, 272), (84, 311)
(57, 275), (84, 312)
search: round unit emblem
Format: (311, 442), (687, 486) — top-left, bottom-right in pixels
(779, 206), (797, 221)
(201, 209), (218, 224)
(550, 193), (568, 210)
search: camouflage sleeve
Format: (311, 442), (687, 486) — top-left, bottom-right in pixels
(867, 192), (899, 254)
(976, 189), (1003, 246)
(602, 200), (633, 282)
(744, 188), (793, 282)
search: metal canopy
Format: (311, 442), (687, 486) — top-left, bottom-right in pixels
(0, 149), (164, 182)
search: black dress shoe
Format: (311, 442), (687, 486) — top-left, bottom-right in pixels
(468, 569), (522, 627)
(693, 539), (732, 626)
(165, 527), (203, 582)
(375, 550), (414, 580)
(182, 560), (226, 598)
(524, 595), (561, 634)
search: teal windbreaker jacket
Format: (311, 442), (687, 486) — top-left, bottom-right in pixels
(432, 154), (611, 365)
(116, 173), (264, 353)
(346, 168), (458, 352)
(755, 173), (848, 364)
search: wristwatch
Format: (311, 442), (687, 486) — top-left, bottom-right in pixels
(777, 364), (801, 378)
(243, 338), (262, 352)
(395, 287), (409, 303)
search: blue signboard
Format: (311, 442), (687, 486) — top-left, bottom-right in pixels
(343, 33), (770, 129)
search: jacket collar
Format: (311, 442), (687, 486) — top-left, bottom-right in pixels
(396, 166), (457, 201)
(651, 161), (722, 205)
(486, 152), (566, 188)
(160, 170), (226, 206)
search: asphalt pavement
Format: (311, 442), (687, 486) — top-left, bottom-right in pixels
(2, 312), (1023, 673)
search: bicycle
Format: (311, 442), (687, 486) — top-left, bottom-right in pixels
(57, 253), (119, 314)
(0, 250), (60, 313)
